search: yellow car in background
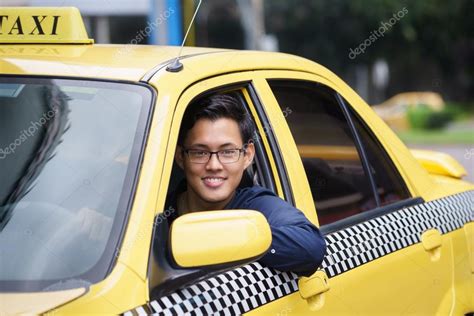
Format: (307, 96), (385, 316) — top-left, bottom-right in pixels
(0, 7), (472, 315)
(372, 91), (445, 130)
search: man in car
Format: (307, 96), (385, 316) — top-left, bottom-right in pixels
(166, 93), (326, 277)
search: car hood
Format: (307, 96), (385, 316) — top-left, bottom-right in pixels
(0, 288), (86, 315)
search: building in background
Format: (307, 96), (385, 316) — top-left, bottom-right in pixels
(1, 0), (269, 50)
(2, 0), (185, 45)
(2, 0), (471, 106)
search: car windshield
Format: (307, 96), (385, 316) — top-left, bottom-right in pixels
(0, 77), (153, 292)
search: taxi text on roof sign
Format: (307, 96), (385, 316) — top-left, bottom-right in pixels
(0, 7), (93, 44)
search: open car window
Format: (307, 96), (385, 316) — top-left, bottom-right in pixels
(148, 87), (278, 298)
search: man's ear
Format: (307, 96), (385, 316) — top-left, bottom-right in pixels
(243, 141), (255, 169)
(175, 146), (185, 170)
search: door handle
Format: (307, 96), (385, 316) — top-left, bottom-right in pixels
(421, 228), (442, 261)
(298, 270), (329, 311)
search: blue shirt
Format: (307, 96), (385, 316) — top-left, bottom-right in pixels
(227, 186), (326, 276)
(167, 185), (327, 277)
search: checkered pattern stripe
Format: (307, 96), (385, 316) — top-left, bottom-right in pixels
(124, 262), (298, 316)
(125, 190), (473, 315)
(320, 190), (473, 277)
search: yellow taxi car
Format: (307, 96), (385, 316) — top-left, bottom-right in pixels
(0, 7), (473, 316)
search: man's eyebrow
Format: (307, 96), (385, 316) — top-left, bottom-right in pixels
(219, 143), (239, 148)
(187, 143), (209, 149)
(187, 143), (240, 149)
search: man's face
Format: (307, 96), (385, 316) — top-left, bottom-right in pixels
(176, 117), (255, 210)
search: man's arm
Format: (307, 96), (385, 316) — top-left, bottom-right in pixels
(259, 221), (326, 277)
(230, 186), (327, 277)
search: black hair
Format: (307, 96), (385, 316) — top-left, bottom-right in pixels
(177, 93), (255, 146)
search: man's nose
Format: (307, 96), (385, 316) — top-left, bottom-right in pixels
(205, 152), (223, 170)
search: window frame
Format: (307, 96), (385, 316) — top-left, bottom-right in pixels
(260, 74), (419, 231)
(247, 84), (294, 205)
(335, 92), (382, 206)
(148, 79), (285, 298)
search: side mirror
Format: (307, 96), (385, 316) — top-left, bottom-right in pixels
(170, 209), (272, 268)
(410, 149), (467, 179)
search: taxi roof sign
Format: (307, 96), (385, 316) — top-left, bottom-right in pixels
(0, 7), (94, 44)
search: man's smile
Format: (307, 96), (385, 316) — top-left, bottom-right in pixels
(202, 176), (227, 188)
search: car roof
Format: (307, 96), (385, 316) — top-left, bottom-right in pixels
(0, 44), (330, 83)
(0, 44), (228, 81)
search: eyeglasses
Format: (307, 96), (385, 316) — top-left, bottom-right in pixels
(182, 148), (246, 164)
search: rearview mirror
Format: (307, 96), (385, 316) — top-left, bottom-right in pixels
(170, 209), (272, 268)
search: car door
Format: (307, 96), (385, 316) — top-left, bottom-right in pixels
(134, 72), (318, 316)
(125, 70), (456, 316)
(247, 71), (456, 315)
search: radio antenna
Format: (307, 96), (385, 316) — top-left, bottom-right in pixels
(167, 0), (203, 72)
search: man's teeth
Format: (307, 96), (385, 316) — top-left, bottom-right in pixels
(205, 178), (223, 183)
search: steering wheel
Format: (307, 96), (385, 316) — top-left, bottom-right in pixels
(1, 202), (105, 281)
